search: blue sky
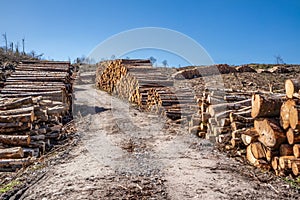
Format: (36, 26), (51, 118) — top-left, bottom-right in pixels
(0, 0), (299, 66)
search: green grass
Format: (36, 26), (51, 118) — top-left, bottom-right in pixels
(0, 180), (20, 193)
(283, 177), (300, 189)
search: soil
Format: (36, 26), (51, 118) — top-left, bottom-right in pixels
(1, 71), (300, 199)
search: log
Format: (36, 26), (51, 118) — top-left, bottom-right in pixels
(251, 94), (284, 118)
(246, 145), (267, 167)
(233, 109), (252, 118)
(219, 118), (231, 127)
(0, 147), (24, 159)
(0, 158), (32, 168)
(208, 99), (251, 117)
(213, 126), (231, 135)
(272, 156), (279, 170)
(231, 129), (246, 139)
(0, 113), (34, 123)
(231, 138), (242, 148)
(0, 124), (31, 133)
(214, 110), (232, 122)
(229, 112), (254, 123)
(217, 133), (231, 144)
(0, 107), (34, 116)
(241, 128), (259, 145)
(224, 95), (248, 102)
(287, 128), (300, 145)
(280, 100), (295, 129)
(0, 135), (31, 146)
(279, 156), (295, 169)
(289, 105), (300, 130)
(292, 160), (300, 176)
(285, 78), (300, 98)
(0, 97), (33, 110)
(231, 121), (251, 132)
(201, 112), (210, 123)
(279, 144), (294, 156)
(265, 148), (279, 162)
(250, 142), (266, 159)
(293, 144), (300, 158)
(254, 119), (286, 149)
(23, 147), (40, 158)
(199, 122), (207, 131)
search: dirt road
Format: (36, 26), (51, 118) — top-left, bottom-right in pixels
(19, 82), (298, 199)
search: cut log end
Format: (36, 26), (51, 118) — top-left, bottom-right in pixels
(285, 79), (300, 99)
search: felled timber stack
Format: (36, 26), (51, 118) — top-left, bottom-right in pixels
(0, 60), (74, 171)
(97, 59), (184, 110)
(0, 62), (16, 91)
(190, 87), (254, 138)
(216, 77), (300, 177)
(173, 64), (237, 80)
(2, 60), (73, 114)
(96, 59), (203, 122)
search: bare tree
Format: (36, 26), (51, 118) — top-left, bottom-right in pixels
(30, 50), (36, 57)
(10, 42), (13, 52)
(274, 55), (285, 64)
(22, 37), (25, 54)
(15, 42), (20, 55)
(2, 33), (8, 52)
(149, 56), (156, 65)
(162, 60), (168, 67)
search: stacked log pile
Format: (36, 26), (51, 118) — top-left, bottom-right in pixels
(0, 62), (15, 90)
(96, 59), (202, 122)
(0, 60), (74, 171)
(173, 64), (237, 80)
(216, 77), (300, 177)
(189, 88), (254, 138)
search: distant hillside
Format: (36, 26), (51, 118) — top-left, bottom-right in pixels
(0, 47), (40, 66)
